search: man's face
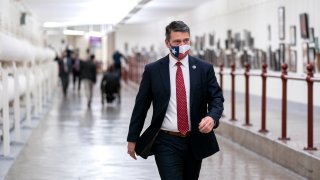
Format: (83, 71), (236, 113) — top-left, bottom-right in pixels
(165, 31), (190, 47)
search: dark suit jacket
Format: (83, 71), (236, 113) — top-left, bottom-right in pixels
(127, 55), (224, 160)
(58, 57), (72, 77)
(80, 60), (97, 83)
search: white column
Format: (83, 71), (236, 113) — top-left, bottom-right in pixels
(33, 65), (39, 116)
(47, 63), (51, 101)
(39, 67), (43, 113)
(2, 68), (10, 156)
(25, 62), (31, 126)
(13, 62), (21, 142)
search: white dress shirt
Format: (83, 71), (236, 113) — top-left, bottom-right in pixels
(161, 54), (191, 132)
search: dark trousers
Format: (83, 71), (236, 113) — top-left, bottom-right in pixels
(60, 75), (69, 96)
(153, 131), (202, 180)
(72, 71), (81, 90)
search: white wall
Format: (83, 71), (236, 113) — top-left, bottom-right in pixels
(115, 22), (169, 57)
(115, 0), (320, 105)
(0, 0), (43, 45)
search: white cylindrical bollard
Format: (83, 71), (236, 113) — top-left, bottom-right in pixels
(25, 67), (32, 126)
(2, 68), (11, 156)
(13, 62), (21, 142)
(39, 69), (43, 113)
(32, 67), (39, 117)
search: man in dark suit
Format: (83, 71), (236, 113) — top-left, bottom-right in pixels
(71, 52), (82, 91)
(81, 54), (97, 108)
(58, 51), (72, 97)
(127, 21), (224, 180)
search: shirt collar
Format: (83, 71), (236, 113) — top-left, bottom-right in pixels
(169, 53), (189, 68)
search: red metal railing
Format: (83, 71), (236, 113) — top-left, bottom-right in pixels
(219, 62), (319, 150)
(280, 64), (289, 140)
(260, 64), (268, 133)
(230, 64), (237, 121)
(244, 63), (252, 126)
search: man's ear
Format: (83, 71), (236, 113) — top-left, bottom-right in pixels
(165, 40), (170, 48)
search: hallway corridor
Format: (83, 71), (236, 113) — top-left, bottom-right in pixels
(3, 79), (305, 180)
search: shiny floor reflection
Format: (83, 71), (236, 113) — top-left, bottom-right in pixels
(5, 79), (305, 180)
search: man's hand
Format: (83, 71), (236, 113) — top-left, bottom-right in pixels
(199, 116), (215, 133)
(127, 142), (137, 160)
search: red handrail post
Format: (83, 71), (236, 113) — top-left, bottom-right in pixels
(279, 64), (290, 140)
(259, 64), (268, 133)
(219, 64), (224, 91)
(129, 57), (133, 81)
(244, 63), (252, 126)
(219, 64), (225, 117)
(304, 63), (317, 150)
(230, 63), (237, 121)
(134, 58), (137, 83)
(136, 58), (139, 83)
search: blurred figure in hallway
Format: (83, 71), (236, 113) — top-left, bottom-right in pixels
(112, 50), (127, 78)
(127, 21), (224, 180)
(81, 54), (97, 108)
(148, 45), (158, 62)
(100, 65), (121, 105)
(72, 51), (82, 91)
(58, 51), (72, 97)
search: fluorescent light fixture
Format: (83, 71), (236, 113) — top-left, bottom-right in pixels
(63, 30), (85, 36)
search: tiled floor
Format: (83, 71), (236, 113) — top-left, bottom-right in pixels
(2, 77), (307, 179)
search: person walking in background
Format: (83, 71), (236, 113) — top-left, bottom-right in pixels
(148, 45), (158, 62)
(112, 50), (126, 77)
(81, 54), (97, 108)
(58, 51), (72, 97)
(126, 21), (224, 180)
(72, 52), (82, 91)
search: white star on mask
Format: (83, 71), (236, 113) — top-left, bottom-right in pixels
(171, 48), (177, 54)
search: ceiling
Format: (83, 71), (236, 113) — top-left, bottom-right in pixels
(125, 0), (213, 24)
(22, 0), (213, 28)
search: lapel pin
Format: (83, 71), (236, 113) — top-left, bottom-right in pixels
(192, 65), (196, 69)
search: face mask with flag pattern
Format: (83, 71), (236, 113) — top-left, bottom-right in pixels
(169, 44), (190, 60)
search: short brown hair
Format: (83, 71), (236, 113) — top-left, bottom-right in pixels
(165, 21), (190, 40)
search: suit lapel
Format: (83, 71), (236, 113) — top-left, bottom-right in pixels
(158, 55), (198, 105)
(159, 55), (170, 96)
(189, 56), (198, 109)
